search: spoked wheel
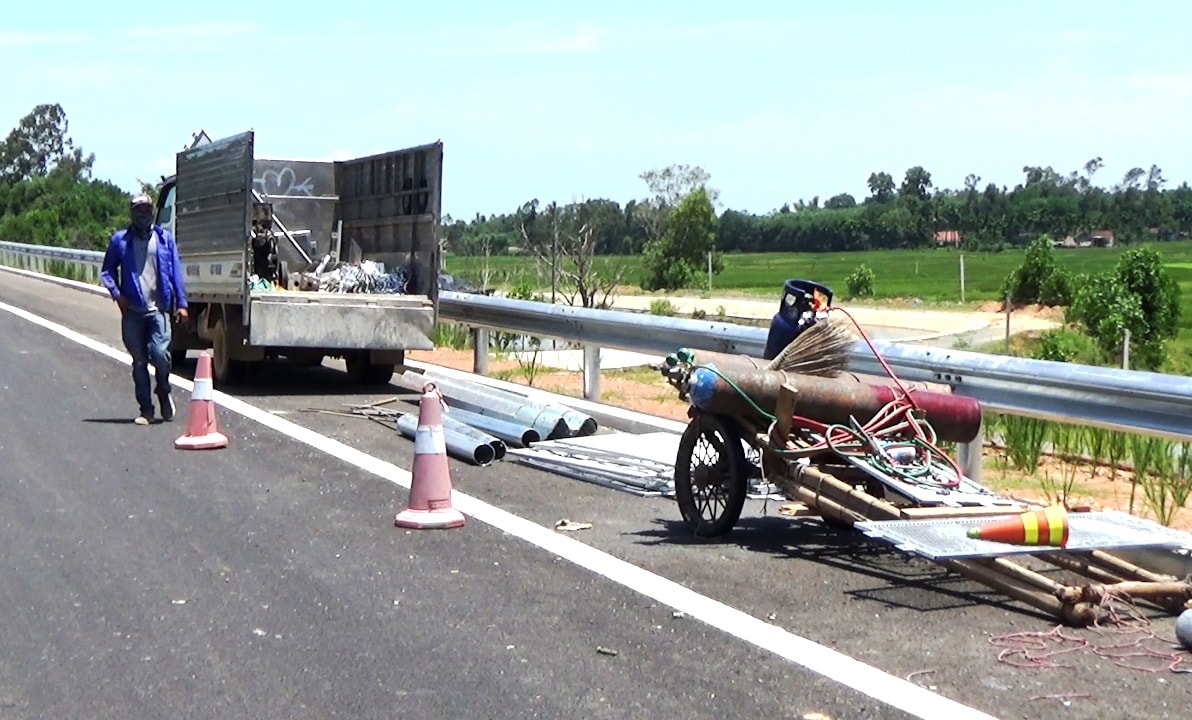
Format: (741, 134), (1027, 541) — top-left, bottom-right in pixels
(674, 413), (749, 538)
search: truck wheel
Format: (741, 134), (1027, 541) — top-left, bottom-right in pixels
(212, 319), (248, 385)
(345, 351), (395, 385)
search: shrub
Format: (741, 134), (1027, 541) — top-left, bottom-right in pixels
(1002, 234), (1064, 305)
(845, 263), (874, 298)
(1032, 328), (1098, 364)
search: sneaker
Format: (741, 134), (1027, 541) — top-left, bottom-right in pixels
(159, 394), (176, 422)
(134, 415), (152, 426)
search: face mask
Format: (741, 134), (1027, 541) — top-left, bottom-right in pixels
(131, 210), (153, 231)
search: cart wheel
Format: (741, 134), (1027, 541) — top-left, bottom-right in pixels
(674, 414), (748, 538)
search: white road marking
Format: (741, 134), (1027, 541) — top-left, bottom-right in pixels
(0, 293), (998, 720)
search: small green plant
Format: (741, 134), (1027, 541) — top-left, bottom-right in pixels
(432, 322), (472, 350)
(1002, 415), (1049, 475)
(1032, 328), (1095, 363)
(1177, 442), (1192, 509)
(1107, 431), (1128, 482)
(649, 298), (676, 316)
(1084, 427), (1110, 478)
(511, 335), (545, 387)
(845, 263), (874, 298)
(1133, 440), (1192, 526)
(1137, 438), (1176, 525)
(1049, 422), (1085, 506)
(1126, 434), (1164, 514)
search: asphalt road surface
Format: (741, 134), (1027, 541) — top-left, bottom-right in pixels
(0, 268), (1189, 720)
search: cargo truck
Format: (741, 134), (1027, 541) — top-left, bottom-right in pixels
(155, 130), (442, 385)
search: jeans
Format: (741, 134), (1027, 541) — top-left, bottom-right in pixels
(121, 308), (172, 416)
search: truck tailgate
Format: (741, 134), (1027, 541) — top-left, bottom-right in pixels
(247, 292), (435, 350)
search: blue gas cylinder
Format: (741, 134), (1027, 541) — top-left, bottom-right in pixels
(762, 279), (833, 360)
(1177, 608), (1192, 651)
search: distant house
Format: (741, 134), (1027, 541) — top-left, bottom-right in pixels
(1058, 230), (1115, 248)
(934, 229), (962, 246)
(1080, 229), (1115, 247)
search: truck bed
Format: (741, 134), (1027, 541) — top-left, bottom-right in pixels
(247, 291), (434, 350)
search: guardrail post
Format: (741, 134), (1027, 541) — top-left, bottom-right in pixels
(472, 328), (489, 376)
(957, 428), (984, 484)
(582, 344), (601, 401)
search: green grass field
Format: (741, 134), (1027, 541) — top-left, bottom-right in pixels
(445, 241), (1192, 373)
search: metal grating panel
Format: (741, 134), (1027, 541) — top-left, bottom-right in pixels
(855, 511), (1192, 560)
(176, 131), (254, 258)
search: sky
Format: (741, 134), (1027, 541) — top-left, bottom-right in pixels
(3, 1), (1191, 221)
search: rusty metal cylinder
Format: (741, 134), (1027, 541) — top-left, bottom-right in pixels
(687, 366), (982, 443)
(688, 349), (954, 396)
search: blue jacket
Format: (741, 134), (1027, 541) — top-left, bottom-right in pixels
(100, 225), (189, 312)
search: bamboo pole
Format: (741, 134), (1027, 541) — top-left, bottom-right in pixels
(1039, 552), (1128, 585)
(1055, 580), (1192, 606)
(1086, 549), (1177, 584)
(794, 464), (903, 522)
(940, 558), (1093, 624)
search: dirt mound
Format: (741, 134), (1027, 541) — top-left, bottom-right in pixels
(977, 301), (1066, 321)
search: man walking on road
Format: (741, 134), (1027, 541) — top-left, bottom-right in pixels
(100, 194), (190, 425)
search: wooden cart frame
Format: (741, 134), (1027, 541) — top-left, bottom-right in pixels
(672, 385), (1192, 626)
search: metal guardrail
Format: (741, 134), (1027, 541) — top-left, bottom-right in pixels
(4, 240), (1192, 444)
(438, 290), (1192, 442)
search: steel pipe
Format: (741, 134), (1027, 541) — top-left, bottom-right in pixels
(394, 413), (496, 466)
(440, 413), (507, 460)
(446, 407), (540, 447)
(402, 371), (569, 440)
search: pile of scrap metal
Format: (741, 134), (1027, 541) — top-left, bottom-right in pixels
(293, 255), (413, 293)
(660, 278), (1192, 627)
(505, 432), (680, 497)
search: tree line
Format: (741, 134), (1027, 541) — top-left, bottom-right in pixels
(449, 161), (1192, 259)
(0, 104), (131, 250)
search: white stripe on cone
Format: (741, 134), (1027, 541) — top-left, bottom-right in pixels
(191, 377), (213, 401)
(414, 425), (446, 455)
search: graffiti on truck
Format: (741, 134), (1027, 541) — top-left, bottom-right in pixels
(254, 166), (315, 197)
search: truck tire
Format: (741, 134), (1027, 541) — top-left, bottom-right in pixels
(212, 319), (249, 385)
(345, 351), (395, 385)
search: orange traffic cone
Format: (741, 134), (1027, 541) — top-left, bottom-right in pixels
(967, 505), (1069, 548)
(395, 383), (465, 529)
(175, 351), (229, 450)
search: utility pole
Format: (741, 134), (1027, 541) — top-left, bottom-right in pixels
(550, 205), (558, 305)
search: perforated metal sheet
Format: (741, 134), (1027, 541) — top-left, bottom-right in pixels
(855, 511), (1192, 560)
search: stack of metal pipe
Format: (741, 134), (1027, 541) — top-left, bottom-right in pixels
(395, 371), (600, 467)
